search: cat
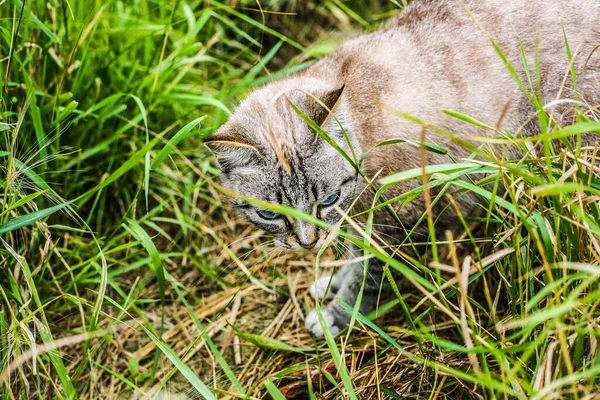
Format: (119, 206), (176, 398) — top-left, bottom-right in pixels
(205, 0), (600, 336)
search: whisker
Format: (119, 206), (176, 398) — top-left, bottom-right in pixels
(218, 234), (272, 257)
(223, 240), (277, 271)
(228, 233), (271, 244)
(234, 240), (276, 260)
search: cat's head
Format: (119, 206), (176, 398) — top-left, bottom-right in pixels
(205, 77), (362, 251)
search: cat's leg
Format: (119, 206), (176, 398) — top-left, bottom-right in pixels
(309, 265), (350, 300)
(305, 259), (389, 336)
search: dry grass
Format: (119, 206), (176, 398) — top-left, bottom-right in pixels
(42, 188), (506, 399)
(2, 1), (600, 399)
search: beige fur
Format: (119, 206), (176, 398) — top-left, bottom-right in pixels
(206, 0), (600, 336)
(309, 0), (600, 218)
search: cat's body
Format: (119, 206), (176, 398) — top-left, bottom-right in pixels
(206, 0), (600, 335)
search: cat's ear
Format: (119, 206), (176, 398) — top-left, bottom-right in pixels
(204, 124), (261, 173)
(306, 84), (345, 127)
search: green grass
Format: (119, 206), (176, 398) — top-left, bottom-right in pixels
(1, 1), (600, 399)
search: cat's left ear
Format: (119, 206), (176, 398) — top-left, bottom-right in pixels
(204, 124), (262, 173)
(306, 84), (345, 127)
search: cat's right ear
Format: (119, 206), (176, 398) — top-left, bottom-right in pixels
(306, 84), (345, 127)
(204, 125), (261, 173)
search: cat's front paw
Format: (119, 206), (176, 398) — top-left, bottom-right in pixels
(305, 307), (341, 336)
(309, 274), (338, 300)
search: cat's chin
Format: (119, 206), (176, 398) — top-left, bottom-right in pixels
(292, 246), (321, 253)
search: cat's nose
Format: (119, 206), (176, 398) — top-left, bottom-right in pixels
(295, 220), (317, 249)
(298, 239), (317, 249)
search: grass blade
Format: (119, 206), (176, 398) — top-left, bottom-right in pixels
(0, 200), (75, 234)
(104, 297), (217, 400)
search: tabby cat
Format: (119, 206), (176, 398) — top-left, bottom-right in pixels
(205, 0), (600, 336)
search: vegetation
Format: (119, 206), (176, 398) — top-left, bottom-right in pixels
(1, 0), (599, 399)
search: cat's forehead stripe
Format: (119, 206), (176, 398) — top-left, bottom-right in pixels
(275, 152), (316, 210)
(256, 91), (316, 174)
(272, 95), (301, 173)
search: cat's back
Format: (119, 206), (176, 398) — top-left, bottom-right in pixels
(385, 0), (599, 40)
(317, 0), (600, 80)
(379, 0), (600, 92)
(305, 0), (600, 143)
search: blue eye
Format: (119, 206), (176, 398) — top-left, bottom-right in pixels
(321, 191), (340, 206)
(257, 209), (280, 220)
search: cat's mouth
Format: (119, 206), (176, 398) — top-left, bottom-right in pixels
(275, 237), (327, 252)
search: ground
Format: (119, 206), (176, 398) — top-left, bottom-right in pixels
(1, 1), (600, 399)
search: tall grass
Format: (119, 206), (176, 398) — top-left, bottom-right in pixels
(0, 1), (393, 398)
(1, 1), (600, 399)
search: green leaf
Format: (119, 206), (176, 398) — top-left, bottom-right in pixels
(0, 200), (75, 234)
(339, 301), (419, 364)
(360, 138), (448, 165)
(232, 326), (311, 353)
(209, 0), (306, 52)
(287, 101), (358, 171)
(2, 190), (45, 214)
(264, 379), (287, 400)
(1, 239), (76, 397)
(104, 297), (217, 400)
(127, 95), (150, 210)
(314, 302), (358, 400)
(83, 135), (163, 199)
(525, 122), (600, 142)
(152, 116), (205, 169)
(380, 386), (402, 399)
(125, 219), (166, 307)
(11, 0), (59, 42)
(379, 162), (480, 185)
(443, 109), (495, 130)
(158, 94), (231, 114)
(533, 182), (600, 197)
(168, 273), (246, 395)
